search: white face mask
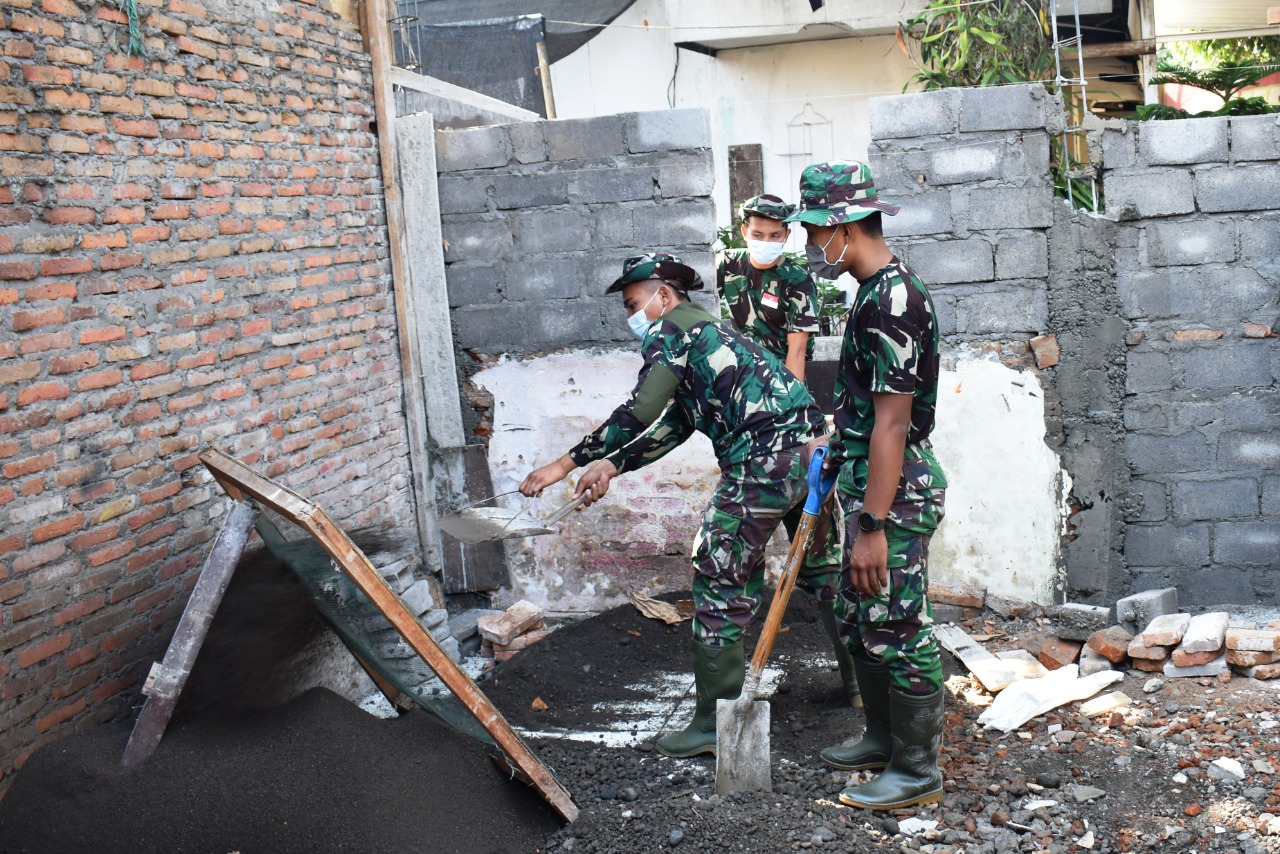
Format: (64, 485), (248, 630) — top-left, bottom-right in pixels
(627, 289), (661, 339)
(746, 239), (786, 266)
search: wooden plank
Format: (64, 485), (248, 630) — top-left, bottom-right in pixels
(387, 66), (539, 121)
(121, 500), (258, 768)
(198, 448), (579, 823)
(728, 144), (763, 215)
(440, 445), (510, 593)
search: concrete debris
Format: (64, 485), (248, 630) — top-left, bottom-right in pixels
(1079, 690), (1130, 718)
(1162, 653), (1229, 679)
(399, 579), (436, 616)
(1207, 757), (1247, 783)
(1142, 677), (1164, 693)
(977, 664), (1123, 732)
(1116, 587), (1179, 632)
(1071, 785), (1107, 802)
(1078, 644), (1115, 676)
(1058, 602), (1110, 641)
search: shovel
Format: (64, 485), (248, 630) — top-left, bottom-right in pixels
(437, 490), (589, 544)
(715, 445), (838, 794)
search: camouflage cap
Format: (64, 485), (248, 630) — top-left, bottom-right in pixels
(605, 252), (704, 294)
(782, 160), (900, 227)
(738, 194), (794, 222)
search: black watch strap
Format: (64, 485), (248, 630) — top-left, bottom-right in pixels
(858, 511), (886, 532)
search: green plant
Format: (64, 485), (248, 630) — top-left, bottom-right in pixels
(1136, 61), (1280, 120)
(1162, 36), (1280, 68)
(896, 0), (1053, 90)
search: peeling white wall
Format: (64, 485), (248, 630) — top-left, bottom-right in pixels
(476, 345), (1067, 613)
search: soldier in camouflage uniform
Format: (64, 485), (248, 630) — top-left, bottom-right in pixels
(520, 253), (832, 758)
(717, 194), (860, 709)
(784, 161), (949, 810)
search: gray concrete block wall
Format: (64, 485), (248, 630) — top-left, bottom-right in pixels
(1100, 112), (1280, 606)
(436, 108), (714, 355)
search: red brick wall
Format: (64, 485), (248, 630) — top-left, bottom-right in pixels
(0, 0), (413, 789)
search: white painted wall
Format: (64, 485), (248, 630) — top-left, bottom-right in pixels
(474, 344), (1067, 613)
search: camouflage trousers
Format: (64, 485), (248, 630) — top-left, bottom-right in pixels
(834, 493), (946, 695)
(690, 448), (841, 646)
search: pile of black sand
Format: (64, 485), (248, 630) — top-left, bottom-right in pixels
(0, 687), (562, 854)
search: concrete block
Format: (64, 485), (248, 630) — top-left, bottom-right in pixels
(994, 234), (1048, 279)
(504, 257), (581, 301)
(1038, 637), (1083, 670)
(545, 114), (626, 161)
(508, 121), (547, 164)
(1124, 351), (1171, 394)
(448, 608), (501, 641)
(435, 125), (508, 172)
(400, 579), (435, 616)
(492, 172), (570, 210)
(1213, 519), (1280, 566)
(452, 303), (523, 350)
(1226, 648), (1280, 667)
(1078, 645), (1115, 676)
(954, 285), (1047, 336)
(904, 238), (994, 284)
(1058, 603), (1111, 641)
(1172, 478), (1258, 521)
(591, 207), (636, 249)
(1124, 404), (1167, 432)
(439, 636), (461, 662)
(1138, 116), (1228, 165)
(1126, 480), (1167, 522)
(656, 153), (714, 198)
(1100, 125), (1136, 169)
(1104, 170), (1194, 219)
(1196, 163), (1280, 213)
(436, 175), (490, 215)
(929, 581), (986, 608)
(524, 300), (611, 347)
(1142, 612), (1191, 646)
(572, 167), (655, 204)
(1218, 431), (1280, 471)
(931, 603), (970, 624)
(1176, 342), (1274, 390)
(1124, 522), (1210, 568)
(1087, 626), (1133, 663)
(1181, 611), (1230, 653)
(512, 209), (590, 255)
(629, 199), (715, 247)
(445, 263), (503, 308)
(1227, 628), (1280, 651)
(1238, 216), (1280, 260)
(927, 141), (1006, 185)
(1229, 114), (1280, 162)
(882, 191), (953, 236)
(1163, 652), (1228, 678)
(625, 108), (710, 153)
(422, 607), (449, 632)
(1127, 632), (1171, 658)
(441, 217), (513, 263)
(965, 185), (1054, 230)
(1143, 220), (1235, 266)
(1125, 432), (1211, 476)
(869, 89), (959, 139)
(1264, 475), (1280, 515)
(1118, 266), (1272, 323)
(959, 84), (1049, 132)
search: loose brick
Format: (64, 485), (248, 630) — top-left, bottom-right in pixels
(928, 581), (985, 609)
(1171, 645), (1224, 668)
(1226, 648), (1279, 667)
(1127, 637), (1171, 661)
(1226, 628), (1280, 652)
(1086, 625), (1133, 664)
(1038, 637), (1082, 670)
(1181, 611), (1229, 653)
(1141, 613), (1191, 647)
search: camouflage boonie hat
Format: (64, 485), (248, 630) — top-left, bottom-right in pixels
(783, 160), (900, 226)
(738, 194), (794, 222)
(606, 252), (704, 294)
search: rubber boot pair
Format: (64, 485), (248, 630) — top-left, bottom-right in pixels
(655, 639), (744, 758)
(822, 652), (945, 810)
(816, 598), (862, 709)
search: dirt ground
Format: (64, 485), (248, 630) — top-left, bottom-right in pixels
(1, 591), (1277, 854)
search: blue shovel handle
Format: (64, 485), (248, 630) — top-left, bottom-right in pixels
(803, 446), (838, 516)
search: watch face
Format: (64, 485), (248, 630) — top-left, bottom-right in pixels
(858, 512), (878, 532)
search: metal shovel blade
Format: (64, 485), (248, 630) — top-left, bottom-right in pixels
(715, 696), (771, 794)
(437, 507), (553, 544)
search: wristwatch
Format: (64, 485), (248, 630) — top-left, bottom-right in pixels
(858, 511), (886, 532)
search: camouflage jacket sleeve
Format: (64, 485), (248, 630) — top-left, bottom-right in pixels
(603, 402), (695, 474)
(567, 326), (687, 466)
(864, 306), (920, 394)
(784, 266), (822, 335)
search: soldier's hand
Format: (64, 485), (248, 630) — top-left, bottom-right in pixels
(849, 529), (889, 597)
(520, 455), (575, 497)
(574, 460), (618, 508)
(807, 432), (834, 469)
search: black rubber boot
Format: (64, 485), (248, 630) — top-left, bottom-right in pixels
(655, 639), (745, 758)
(820, 650), (892, 771)
(838, 687), (945, 811)
(816, 598), (862, 709)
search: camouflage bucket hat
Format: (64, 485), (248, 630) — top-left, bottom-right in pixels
(605, 252), (704, 294)
(782, 160), (901, 227)
(738, 194), (794, 222)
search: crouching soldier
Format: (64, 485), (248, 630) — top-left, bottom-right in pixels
(519, 252), (842, 758)
(784, 161), (948, 810)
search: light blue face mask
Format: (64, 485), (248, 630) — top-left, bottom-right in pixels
(627, 288), (661, 339)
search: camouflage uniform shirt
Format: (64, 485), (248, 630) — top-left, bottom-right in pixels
(830, 257), (947, 528)
(716, 249), (820, 363)
(568, 302), (825, 473)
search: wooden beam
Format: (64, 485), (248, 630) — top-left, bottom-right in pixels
(1068, 26), (1280, 60)
(387, 66), (539, 122)
(362, 0), (441, 571)
(199, 448), (579, 823)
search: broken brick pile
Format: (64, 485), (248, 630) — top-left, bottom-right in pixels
(478, 599), (551, 663)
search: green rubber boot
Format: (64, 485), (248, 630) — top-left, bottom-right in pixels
(838, 687), (945, 811)
(655, 639), (745, 758)
(820, 650), (892, 771)
(816, 598), (862, 709)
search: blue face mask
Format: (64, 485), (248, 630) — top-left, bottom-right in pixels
(627, 289), (661, 340)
